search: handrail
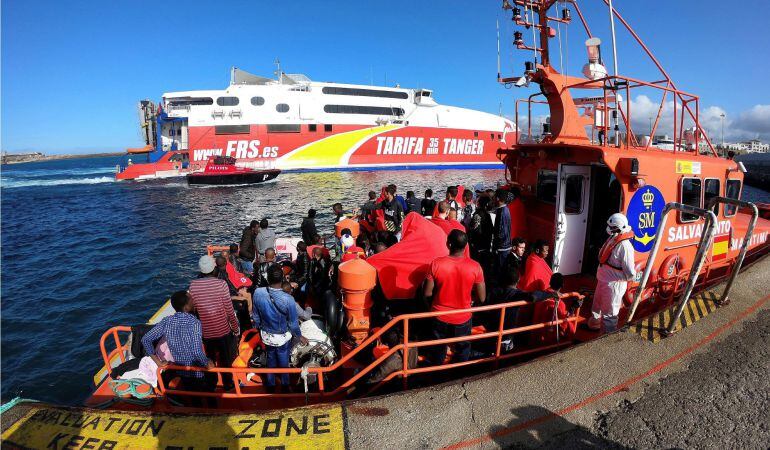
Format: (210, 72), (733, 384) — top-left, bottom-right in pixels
(100, 293), (584, 402)
(625, 202), (718, 335)
(206, 245), (230, 256)
(705, 197), (759, 305)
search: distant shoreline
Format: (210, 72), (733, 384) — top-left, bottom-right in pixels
(1, 152), (124, 165)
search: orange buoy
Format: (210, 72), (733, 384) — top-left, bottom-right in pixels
(335, 218), (360, 239)
(338, 258), (377, 345)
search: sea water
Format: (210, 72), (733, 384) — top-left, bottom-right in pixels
(2, 156), (768, 405)
(0, 156), (509, 404)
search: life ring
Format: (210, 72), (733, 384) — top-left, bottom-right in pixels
(658, 254), (681, 281)
(623, 262), (655, 306)
(232, 329), (262, 368)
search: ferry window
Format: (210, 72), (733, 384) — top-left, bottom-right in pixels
(267, 124), (300, 133)
(536, 170), (558, 204)
(680, 177), (702, 222)
(215, 125), (250, 135)
(308, 124), (317, 132)
(704, 178), (721, 215)
(498, 134), (502, 139)
(324, 105), (405, 116)
(250, 96), (265, 106)
(276, 103), (290, 113)
(474, 131), (479, 137)
(490, 133), (495, 139)
(321, 86), (409, 99)
(216, 96), (239, 106)
(168, 97), (213, 107)
(324, 124), (333, 132)
(564, 174), (584, 214)
(724, 179), (742, 217)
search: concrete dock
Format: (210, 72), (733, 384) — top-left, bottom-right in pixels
(2, 256), (769, 449)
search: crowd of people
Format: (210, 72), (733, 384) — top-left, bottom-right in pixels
(129, 181), (639, 402)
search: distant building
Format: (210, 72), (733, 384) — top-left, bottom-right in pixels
(744, 139), (769, 153)
(723, 140), (768, 154)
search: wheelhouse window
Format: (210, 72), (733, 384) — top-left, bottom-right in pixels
(564, 174), (584, 214)
(680, 177), (702, 222)
(323, 105), (404, 116)
(276, 103), (290, 113)
(321, 86), (409, 99)
(536, 170), (558, 204)
(724, 179), (742, 217)
(215, 125), (250, 135)
(216, 96), (239, 106)
(704, 178), (721, 215)
(251, 96), (265, 106)
(267, 124), (300, 133)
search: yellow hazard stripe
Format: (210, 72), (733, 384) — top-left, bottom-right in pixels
(632, 291), (720, 342)
(2, 404), (346, 450)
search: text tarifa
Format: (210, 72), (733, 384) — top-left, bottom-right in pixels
(375, 136), (485, 155)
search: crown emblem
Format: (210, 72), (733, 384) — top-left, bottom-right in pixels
(642, 189), (654, 209)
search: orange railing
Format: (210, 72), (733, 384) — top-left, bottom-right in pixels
(98, 293), (583, 403)
(513, 73), (718, 157)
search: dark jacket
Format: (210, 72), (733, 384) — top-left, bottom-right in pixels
(406, 197), (421, 214)
(378, 199), (404, 232)
(493, 204), (512, 251)
(421, 198), (437, 217)
(469, 210), (493, 255)
(294, 252), (311, 286)
(301, 217), (317, 244)
(239, 226), (257, 261)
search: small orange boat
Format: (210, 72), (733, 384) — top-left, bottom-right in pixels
(88, 0), (770, 412)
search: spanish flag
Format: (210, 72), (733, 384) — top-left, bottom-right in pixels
(713, 234), (729, 261)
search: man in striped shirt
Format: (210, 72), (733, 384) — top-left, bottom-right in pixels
(190, 255), (240, 390)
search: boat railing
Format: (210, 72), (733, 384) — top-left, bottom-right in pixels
(704, 197), (759, 305)
(98, 293), (584, 403)
(514, 72), (718, 157)
(627, 202), (719, 334)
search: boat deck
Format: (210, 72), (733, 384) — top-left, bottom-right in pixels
(3, 255), (768, 449)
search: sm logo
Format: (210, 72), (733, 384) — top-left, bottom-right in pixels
(627, 185), (666, 252)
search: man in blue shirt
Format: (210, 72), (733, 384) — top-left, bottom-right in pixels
(252, 266), (308, 392)
(493, 189), (513, 284)
(142, 291), (215, 398)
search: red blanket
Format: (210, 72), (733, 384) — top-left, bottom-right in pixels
(367, 213), (449, 300)
(519, 254), (552, 292)
(226, 262), (252, 290)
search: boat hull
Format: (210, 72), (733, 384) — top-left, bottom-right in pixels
(186, 169), (280, 185)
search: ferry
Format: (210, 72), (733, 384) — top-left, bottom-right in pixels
(116, 67), (515, 180)
(88, 0), (770, 413)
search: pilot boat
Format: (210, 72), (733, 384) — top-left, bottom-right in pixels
(88, 0), (770, 412)
(186, 155), (280, 185)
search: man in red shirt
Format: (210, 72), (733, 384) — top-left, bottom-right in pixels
(519, 240), (553, 292)
(423, 230), (486, 365)
(190, 255), (240, 389)
(430, 201), (465, 236)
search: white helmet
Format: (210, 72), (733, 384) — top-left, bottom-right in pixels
(606, 213), (632, 235)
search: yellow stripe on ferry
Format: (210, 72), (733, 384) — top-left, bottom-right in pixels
(2, 404), (346, 450)
(280, 125), (398, 168)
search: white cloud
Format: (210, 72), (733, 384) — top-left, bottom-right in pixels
(626, 95), (769, 143)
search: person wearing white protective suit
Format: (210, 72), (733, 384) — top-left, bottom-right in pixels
(588, 213), (636, 332)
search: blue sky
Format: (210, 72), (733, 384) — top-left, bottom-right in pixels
(2, 0), (769, 154)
